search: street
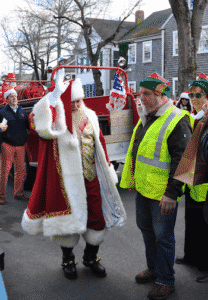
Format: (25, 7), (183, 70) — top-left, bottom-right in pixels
(0, 168), (208, 300)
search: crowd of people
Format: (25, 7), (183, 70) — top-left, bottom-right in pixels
(1, 68), (208, 300)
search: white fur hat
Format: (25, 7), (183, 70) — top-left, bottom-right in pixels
(4, 88), (17, 99)
(71, 78), (85, 101)
(179, 92), (190, 100)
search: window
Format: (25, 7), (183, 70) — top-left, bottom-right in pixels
(173, 26), (208, 55)
(173, 31), (178, 56)
(83, 84), (96, 98)
(128, 81), (136, 93)
(172, 77), (178, 99)
(80, 58), (84, 74)
(76, 58), (80, 74)
(198, 26), (208, 53)
(99, 51), (103, 67)
(128, 43), (136, 64)
(188, 0), (194, 9)
(143, 41), (152, 63)
(113, 50), (119, 67)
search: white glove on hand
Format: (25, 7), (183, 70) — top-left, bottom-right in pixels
(49, 68), (67, 107)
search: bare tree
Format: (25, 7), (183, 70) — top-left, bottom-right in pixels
(55, 0), (142, 96)
(1, 0), (78, 79)
(22, 0), (80, 59)
(1, 11), (58, 80)
(169, 0), (208, 95)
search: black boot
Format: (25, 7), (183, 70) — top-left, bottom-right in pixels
(82, 243), (106, 277)
(61, 246), (78, 279)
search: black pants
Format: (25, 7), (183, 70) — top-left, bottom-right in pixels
(183, 187), (208, 272)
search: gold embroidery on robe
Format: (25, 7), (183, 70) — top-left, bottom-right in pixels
(81, 121), (96, 182)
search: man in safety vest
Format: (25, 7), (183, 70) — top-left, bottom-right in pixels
(120, 73), (192, 300)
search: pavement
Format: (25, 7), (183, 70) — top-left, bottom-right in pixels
(0, 168), (208, 300)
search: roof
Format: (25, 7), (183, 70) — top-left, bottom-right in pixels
(86, 18), (135, 41)
(119, 8), (172, 42)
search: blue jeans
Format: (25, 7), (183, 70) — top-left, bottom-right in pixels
(136, 192), (178, 286)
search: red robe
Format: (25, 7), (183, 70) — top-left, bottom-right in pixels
(26, 109), (110, 226)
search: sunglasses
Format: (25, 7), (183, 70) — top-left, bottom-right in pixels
(188, 93), (205, 99)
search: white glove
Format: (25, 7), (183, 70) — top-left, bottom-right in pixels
(49, 68), (68, 107)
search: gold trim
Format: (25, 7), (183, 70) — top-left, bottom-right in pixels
(26, 207), (45, 219)
(52, 139), (71, 213)
(26, 138), (71, 220)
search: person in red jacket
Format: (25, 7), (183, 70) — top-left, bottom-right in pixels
(21, 70), (126, 280)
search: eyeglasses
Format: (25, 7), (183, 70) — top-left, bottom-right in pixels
(188, 93), (205, 99)
(181, 98), (188, 101)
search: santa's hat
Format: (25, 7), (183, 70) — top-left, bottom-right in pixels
(4, 88), (17, 99)
(179, 92), (190, 100)
(189, 73), (208, 93)
(71, 78), (84, 101)
(139, 72), (171, 97)
(60, 78), (85, 134)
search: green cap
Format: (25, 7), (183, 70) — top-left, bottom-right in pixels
(139, 72), (171, 98)
(189, 73), (208, 93)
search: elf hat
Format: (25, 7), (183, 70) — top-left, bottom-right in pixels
(189, 73), (208, 93)
(4, 88), (17, 99)
(139, 72), (171, 98)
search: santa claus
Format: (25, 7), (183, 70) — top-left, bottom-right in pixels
(21, 69), (126, 279)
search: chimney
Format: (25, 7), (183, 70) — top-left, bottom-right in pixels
(135, 10), (144, 25)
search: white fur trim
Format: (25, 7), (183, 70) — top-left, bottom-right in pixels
(82, 228), (107, 246)
(109, 164), (118, 184)
(180, 92), (190, 100)
(193, 110), (204, 120)
(52, 234), (80, 248)
(71, 78), (84, 101)
(33, 95), (67, 139)
(83, 105), (127, 229)
(21, 210), (44, 235)
(41, 127), (87, 236)
(4, 89), (17, 99)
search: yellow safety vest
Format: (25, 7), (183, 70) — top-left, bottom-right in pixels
(120, 105), (191, 201)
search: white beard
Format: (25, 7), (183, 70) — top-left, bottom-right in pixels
(137, 97), (161, 126)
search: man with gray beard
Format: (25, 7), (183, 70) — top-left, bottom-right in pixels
(120, 73), (192, 300)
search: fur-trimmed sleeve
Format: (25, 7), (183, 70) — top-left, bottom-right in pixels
(32, 95), (67, 139)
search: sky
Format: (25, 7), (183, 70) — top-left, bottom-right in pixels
(0, 0), (171, 75)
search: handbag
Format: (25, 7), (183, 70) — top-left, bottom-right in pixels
(174, 120), (207, 186)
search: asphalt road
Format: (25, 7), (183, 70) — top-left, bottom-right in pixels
(1, 168), (208, 300)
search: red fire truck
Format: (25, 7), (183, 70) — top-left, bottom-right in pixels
(0, 66), (139, 189)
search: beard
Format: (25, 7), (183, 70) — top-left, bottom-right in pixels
(137, 104), (157, 116)
(72, 101), (88, 132)
(137, 97), (161, 116)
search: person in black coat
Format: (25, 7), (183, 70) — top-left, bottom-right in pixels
(200, 101), (208, 225)
(0, 89), (30, 205)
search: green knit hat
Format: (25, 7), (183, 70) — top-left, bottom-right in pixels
(189, 73), (208, 93)
(139, 72), (171, 98)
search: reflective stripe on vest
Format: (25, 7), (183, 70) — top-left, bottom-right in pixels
(137, 107), (181, 170)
